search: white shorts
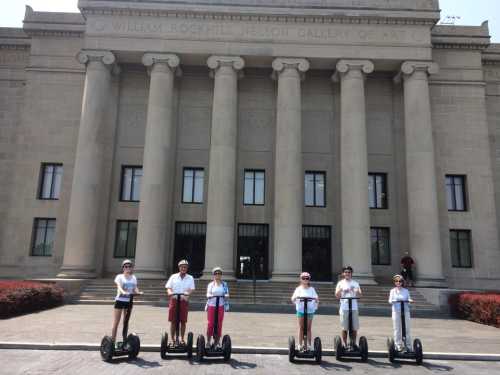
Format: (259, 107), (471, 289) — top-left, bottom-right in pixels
(340, 310), (359, 331)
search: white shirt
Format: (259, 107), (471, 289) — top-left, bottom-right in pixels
(165, 272), (195, 294)
(388, 287), (411, 313)
(206, 281), (228, 307)
(292, 286), (318, 314)
(114, 274), (137, 302)
(335, 279), (361, 311)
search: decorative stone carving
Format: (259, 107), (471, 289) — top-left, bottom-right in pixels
(332, 59), (374, 82)
(207, 55), (245, 78)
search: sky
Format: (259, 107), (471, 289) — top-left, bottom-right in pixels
(0, 0), (499, 42)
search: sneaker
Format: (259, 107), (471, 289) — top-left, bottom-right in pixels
(353, 344), (360, 352)
(115, 342), (123, 350)
(298, 344), (304, 352)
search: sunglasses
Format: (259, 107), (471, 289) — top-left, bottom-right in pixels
(301, 277), (310, 280)
(214, 272), (222, 275)
(395, 280), (403, 283)
(123, 265), (132, 268)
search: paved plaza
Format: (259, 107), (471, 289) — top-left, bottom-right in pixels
(0, 305), (499, 354)
(1, 350), (499, 375)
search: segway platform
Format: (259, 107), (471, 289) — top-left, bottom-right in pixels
(160, 293), (193, 359)
(288, 297), (322, 364)
(335, 297), (368, 362)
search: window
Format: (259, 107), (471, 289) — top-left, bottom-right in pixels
(446, 175), (467, 211)
(244, 170), (265, 205)
(368, 173), (387, 209)
(31, 218), (56, 256)
(371, 227), (391, 265)
(114, 221), (138, 258)
(305, 172), (326, 207)
(450, 230), (472, 268)
(182, 168), (204, 203)
(38, 163), (63, 200)
(120, 166), (142, 202)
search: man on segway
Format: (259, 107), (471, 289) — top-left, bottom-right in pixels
(335, 266), (362, 349)
(165, 259), (195, 346)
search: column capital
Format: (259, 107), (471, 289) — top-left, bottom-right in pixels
(272, 58), (310, 80)
(207, 55), (245, 79)
(332, 59), (374, 82)
(395, 61), (439, 83)
(76, 50), (120, 75)
(142, 53), (181, 76)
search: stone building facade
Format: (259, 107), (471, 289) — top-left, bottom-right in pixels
(0, 0), (499, 289)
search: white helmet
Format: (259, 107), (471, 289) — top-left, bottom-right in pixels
(178, 259), (189, 267)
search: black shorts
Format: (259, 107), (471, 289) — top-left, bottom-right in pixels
(114, 300), (131, 309)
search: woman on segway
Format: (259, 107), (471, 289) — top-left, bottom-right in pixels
(111, 259), (141, 348)
(291, 272), (319, 351)
(205, 267), (229, 348)
(388, 274), (414, 352)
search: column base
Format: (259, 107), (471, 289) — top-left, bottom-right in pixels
(57, 267), (97, 279)
(133, 269), (166, 279)
(200, 269), (236, 281)
(271, 271), (302, 282)
(415, 277), (448, 288)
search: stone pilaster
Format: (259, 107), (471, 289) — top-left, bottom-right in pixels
(134, 53), (180, 279)
(333, 60), (376, 284)
(271, 58), (310, 281)
(203, 56), (245, 279)
(397, 61), (445, 287)
(58, 50), (118, 278)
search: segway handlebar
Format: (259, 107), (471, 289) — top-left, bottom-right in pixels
(339, 297), (360, 300)
(296, 297), (318, 301)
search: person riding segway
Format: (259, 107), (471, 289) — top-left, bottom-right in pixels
(334, 266), (368, 361)
(288, 272), (322, 364)
(196, 267), (231, 362)
(161, 259), (195, 359)
(100, 259), (143, 362)
(387, 274), (423, 364)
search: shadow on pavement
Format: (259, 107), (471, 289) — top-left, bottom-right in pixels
(230, 358), (258, 369)
(422, 361), (454, 372)
(367, 358), (402, 369)
(108, 357), (162, 368)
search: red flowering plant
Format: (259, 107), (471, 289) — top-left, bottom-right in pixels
(0, 280), (64, 318)
(449, 292), (500, 328)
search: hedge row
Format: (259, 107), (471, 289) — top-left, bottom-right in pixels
(448, 292), (500, 328)
(0, 280), (64, 319)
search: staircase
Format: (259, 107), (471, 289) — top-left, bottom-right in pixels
(76, 279), (442, 315)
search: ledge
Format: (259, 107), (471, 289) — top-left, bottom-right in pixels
(432, 22), (490, 50)
(23, 5), (85, 37)
(0, 27), (30, 49)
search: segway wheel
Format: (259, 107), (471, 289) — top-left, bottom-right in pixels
(186, 332), (194, 358)
(288, 336), (296, 363)
(100, 336), (114, 362)
(160, 332), (168, 359)
(387, 338), (396, 363)
(359, 336), (368, 362)
(414, 338), (423, 365)
(314, 337), (322, 364)
(334, 335), (343, 361)
(196, 335), (205, 362)
(222, 335), (232, 362)
(127, 333), (141, 360)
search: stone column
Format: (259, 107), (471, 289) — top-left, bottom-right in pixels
(203, 56), (245, 279)
(397, 61), (445, 286)
(271, 58), (309, 281)
(58, 50), (118, 278)
(333, 60), (376, 284)
(134, 53), (180, 279)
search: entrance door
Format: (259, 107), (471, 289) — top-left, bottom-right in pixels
(302, 225), (332, 281)
(173, 222), (206, 278)
(237, 224), (269, 280)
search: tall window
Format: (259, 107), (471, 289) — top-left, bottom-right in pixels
(446, 175), (467, 211)
(38, 163), (63, 200)
(305, 171), (326, 207)
(114, 221), (138, 258)
(31, 218), (56, 256)
(450, 230), (472, 268)
(368, 173), (387, 209)
(121, 166), (142, 202)
(182, 168), (204, 203)
(244, 170), (265, 205)
(371, 227), (391, 265)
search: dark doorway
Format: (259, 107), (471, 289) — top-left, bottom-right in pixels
(237, 224), (269, 280)
(173, 222), (206, 278)
(302, 225), (332, 281)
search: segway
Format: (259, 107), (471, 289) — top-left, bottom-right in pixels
(387, 300), (423, 365)
(334, 297), (368, 361)
(100, 294), (141, 362)
(195, 295), (231, 362)
(288, 297), (322, 364)
(160, 293), (194, 359)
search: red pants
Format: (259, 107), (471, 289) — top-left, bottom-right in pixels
(207, 306), (224, 337)
(168, 298), (189, 323)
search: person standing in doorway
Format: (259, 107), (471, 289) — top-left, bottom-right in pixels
(400, 252), (415, 287)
